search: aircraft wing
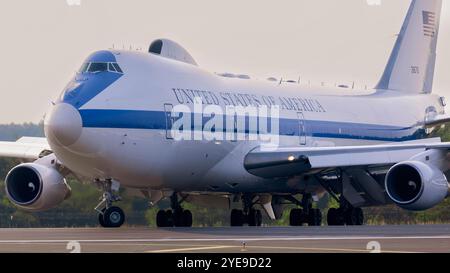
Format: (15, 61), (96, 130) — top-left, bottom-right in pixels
(0, 137), (52, 160)
(244, 138), (450, 178)
(425, 114), (450, 128)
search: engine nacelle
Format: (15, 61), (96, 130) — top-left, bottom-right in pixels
(5, 163), (71, 211)
(385, 160), (449, 211)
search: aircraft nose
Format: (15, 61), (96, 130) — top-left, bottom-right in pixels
(44, 103), (82, 147)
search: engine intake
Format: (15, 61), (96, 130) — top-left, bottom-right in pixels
(5, 163), (71, 211)
(6, 165), (43, 205)
(385, 161), (448, 211)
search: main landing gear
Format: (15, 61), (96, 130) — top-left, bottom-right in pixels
(327, 203), (364, 226)
(319, 170), (365, 226)
(230, 195), (263, 227)
(288, 194), (322, 226)
(96, 180), (125, 228)
(156, 193), (193, 227)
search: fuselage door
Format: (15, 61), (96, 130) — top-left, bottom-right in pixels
(164, 103), (174, 139)
(298, 112), (307, 145)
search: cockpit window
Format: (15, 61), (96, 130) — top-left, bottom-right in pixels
(112, 63), (123, 73)
(78, 62), (124, 74)
(78, 63), (90, 73)
(88, 62), (108, 73)
(108, 63), (117, 72)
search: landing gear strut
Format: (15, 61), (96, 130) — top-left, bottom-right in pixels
(95, 180), (125, 228)
(288, 194), (322, 226)
(156, 193), (193, 227)
(230, 194), (263, 227)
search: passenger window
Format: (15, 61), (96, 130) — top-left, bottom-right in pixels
(88, 63), (108, 73)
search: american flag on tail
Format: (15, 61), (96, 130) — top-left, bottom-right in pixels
(422, 11), (436, 37)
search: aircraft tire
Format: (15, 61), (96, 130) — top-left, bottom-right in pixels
(289, 208), (303, 226)
(327, 208), (338, 226)
(182, 210), (193, 227)
(230, 209), (244, 226)
(256, 209), (262, 226)
(165, 210), (174, 227)
(248, 209), (262, 226)
(345, 207), (364, 226)
(156, 210), (168, 227)
(308, 208), (322, 226)
(103, 206), (125, 228)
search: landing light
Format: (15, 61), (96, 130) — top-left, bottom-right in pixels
(288, 155), (296, 162)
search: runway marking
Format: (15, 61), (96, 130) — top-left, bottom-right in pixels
(147, 245), (236, 253)
(146, 245), (365, 254)
(0, 242), (421, 253)
(0, 235), (449, 244)
(144, 243), (420, 254)
(242, 245), (420, 253)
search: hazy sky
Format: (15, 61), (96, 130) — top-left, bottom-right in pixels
(0, 0), (449, 123)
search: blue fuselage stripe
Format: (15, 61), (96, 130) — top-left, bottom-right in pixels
(79, 109), (426, 142)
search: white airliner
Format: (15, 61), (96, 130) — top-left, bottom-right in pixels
(0, 0), (448, 228)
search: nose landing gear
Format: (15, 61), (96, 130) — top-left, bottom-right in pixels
(95, 180), (125, 228)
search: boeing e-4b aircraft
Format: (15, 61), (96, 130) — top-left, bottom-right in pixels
(0, 0), (449, 227)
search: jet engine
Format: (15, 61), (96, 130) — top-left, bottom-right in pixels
(385, 160), (449, 211)
(5, 162), (71, 211)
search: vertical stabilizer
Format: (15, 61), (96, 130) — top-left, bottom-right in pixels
(376, 0), (442, 93)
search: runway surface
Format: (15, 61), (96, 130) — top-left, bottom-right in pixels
(0, 225), (449, 253)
